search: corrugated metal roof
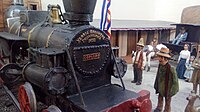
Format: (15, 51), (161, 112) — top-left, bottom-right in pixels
(91, 19), (175, 31)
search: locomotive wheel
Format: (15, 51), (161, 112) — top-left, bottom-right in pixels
(18, 82), (37, 112)
(42, 105), (62, 112)
(0, 63), (22, 85)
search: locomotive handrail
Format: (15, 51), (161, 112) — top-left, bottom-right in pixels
(110, 43), (126, 90)
(65, 46), (85, 107)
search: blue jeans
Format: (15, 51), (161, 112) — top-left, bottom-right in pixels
(172, 39), (182, 45)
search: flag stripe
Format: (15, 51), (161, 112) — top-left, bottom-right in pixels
(100, 0), (111, 38)
(100, 0), (107, 30)
(103, 0), (111, 31)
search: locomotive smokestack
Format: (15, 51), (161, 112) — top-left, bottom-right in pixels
(62, 0), (97, 24)
(12, 0), (24, 5)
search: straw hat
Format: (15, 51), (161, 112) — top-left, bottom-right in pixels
(137, 38), (144, 47)
(156, 47), (171, 58)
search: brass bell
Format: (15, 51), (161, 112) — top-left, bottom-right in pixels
(50, 6), (62, 24)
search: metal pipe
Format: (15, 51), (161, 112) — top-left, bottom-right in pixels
(65, 46), (85, 107)
(111, 46), (126, 90)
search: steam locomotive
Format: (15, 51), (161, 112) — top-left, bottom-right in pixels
(0, 0), (152, 112)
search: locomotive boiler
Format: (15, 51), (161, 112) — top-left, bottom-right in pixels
(0, 0), (152, 112)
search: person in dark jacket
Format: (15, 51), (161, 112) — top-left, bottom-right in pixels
(154, 47), (179, 112)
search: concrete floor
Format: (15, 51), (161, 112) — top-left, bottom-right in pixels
(111, 60), (195, 112)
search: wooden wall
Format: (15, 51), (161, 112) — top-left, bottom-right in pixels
(0, 0), (41, 31)
(127, 31), (136, 55)
(110, 31), (119, 47)
(0, 0), (4, 31)
(0, 0), (12, 31)
(111, 29), (172, 57)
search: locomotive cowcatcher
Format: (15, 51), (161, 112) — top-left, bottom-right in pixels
(0, 0), (152, 111)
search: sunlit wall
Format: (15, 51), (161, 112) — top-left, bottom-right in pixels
(41, 0), (200, 22)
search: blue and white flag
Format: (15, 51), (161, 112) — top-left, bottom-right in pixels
(100, 0), (111, 38)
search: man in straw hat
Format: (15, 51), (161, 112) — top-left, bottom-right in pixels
(154, 47), (179, 112)
(131, 38), (146, 85)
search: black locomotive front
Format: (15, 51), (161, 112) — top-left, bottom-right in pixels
(22, 25), (112, 96)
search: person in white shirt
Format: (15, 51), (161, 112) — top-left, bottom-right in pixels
(176, 44), (190, 79)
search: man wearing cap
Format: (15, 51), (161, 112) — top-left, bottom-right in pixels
(131, 38), (146, 85)
(154, 47), (179, 112)
(172, 27), (188, 45)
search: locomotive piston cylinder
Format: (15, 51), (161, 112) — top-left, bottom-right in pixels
(23, 63), (71, 95)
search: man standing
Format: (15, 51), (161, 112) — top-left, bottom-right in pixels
(191, 49), (200, 95)
(132, 38), (146, 85)
(154, 47), (179, 112)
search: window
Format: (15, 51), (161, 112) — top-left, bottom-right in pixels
(30, 4), (37, 10)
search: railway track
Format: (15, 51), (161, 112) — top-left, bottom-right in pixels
(0, 63), (50, 112)
(0, 84), (20, 112)
(0, 83), (49, 112)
